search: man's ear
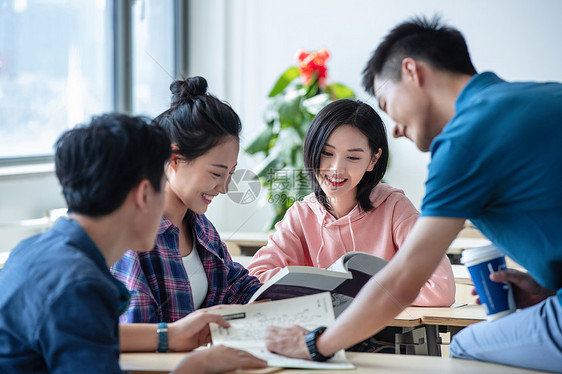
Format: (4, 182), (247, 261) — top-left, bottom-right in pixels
(367, 148), (383, 172)
(401, 57), (423, 86)
(133, 179), (151, 213)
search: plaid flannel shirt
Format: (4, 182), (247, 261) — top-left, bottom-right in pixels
(110, 212), (262, 323)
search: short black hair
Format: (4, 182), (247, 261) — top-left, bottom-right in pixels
(55, 113), (171, 216)
(304, 99), (389, 212)
(362, 15), (477, 94)
(154, 76), (241, 160)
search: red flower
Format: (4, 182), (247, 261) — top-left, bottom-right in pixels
(295, 48), (330, 88)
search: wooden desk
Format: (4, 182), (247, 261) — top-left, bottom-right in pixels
(398, 304), (486, 328)
(120, 351), (547, 374)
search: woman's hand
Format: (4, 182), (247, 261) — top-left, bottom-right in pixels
(168, 306), (233, 351)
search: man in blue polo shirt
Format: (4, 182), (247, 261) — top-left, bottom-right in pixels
(264, 16), (561, 372)
(0, 114), (266, 373)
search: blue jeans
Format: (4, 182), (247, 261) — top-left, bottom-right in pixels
(450, 296), (562, 373)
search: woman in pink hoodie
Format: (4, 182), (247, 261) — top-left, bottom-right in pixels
(247, 99), (455, 308)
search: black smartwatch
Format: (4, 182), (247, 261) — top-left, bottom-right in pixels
(305, 326), (334, 362)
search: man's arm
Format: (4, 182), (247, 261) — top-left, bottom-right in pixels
(265, 217), (464, 358)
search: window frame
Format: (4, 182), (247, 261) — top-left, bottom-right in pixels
(0, 0), (189, 170)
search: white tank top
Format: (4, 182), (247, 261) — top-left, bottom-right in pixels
(181, 235), (208, 309)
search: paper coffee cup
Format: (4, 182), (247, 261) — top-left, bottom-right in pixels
(461, 245), (516, 321)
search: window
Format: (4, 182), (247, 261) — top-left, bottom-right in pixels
(132, 0), (175, 117)
(0, 0), (187, 161)
(0, 0), (112, 159)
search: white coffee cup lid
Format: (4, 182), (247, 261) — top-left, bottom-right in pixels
(461, 244), (504, 267)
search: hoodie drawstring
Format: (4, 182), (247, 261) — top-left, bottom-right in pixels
(316, 210), (328, 265)
(348, 215), (357, 252)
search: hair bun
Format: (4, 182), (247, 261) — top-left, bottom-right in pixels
(170, 76), (208, 105)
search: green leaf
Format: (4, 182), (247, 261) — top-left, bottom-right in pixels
(302, 93), (331, 116)
(245, 126), (275, 154)
(291, 145), (305, 168)
(296, 118), (311, 138)
(268, 67), (301, 97)
(278, 94), (304, 128)
(326, 83), (355, 100)
(275, 128), (302, 165)
(304, 73), (320, 98)
(263, 107), (279, 125)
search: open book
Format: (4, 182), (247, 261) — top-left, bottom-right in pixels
(249, 251), (388, 317)
(209, 293), (354, 370)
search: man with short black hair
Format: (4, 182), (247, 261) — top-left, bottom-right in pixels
(0, 113), (266, 373)
(265, 16), (562, 372)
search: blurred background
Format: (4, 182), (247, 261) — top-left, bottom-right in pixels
(2, 0), (562, 253)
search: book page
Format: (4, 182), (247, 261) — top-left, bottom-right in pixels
(342, 251), (388, 275)
(328, 251), (388, 275)
(327, 255), (348, 273)
(210, 293), (354, 370)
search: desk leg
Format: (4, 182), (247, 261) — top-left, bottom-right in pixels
(447, 325), (464, 339)
(424, 325), (441, 356)
(394, 326), (441, 356)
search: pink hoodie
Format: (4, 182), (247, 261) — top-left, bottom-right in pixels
(248, 183), (455, 306)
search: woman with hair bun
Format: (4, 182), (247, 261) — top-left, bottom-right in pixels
(111, 76), (261, 325)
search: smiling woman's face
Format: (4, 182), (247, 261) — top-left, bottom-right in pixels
(167, 136), (239, 214)
(317, 124), (378, 203)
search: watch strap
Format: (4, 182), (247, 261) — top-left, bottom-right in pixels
(156, 322), (168, 352)
(305, 326), (334, 362)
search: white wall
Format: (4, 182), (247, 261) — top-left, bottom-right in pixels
(2, 0), (562, 248)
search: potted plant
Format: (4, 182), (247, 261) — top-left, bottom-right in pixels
(246, 49), (355, 229)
